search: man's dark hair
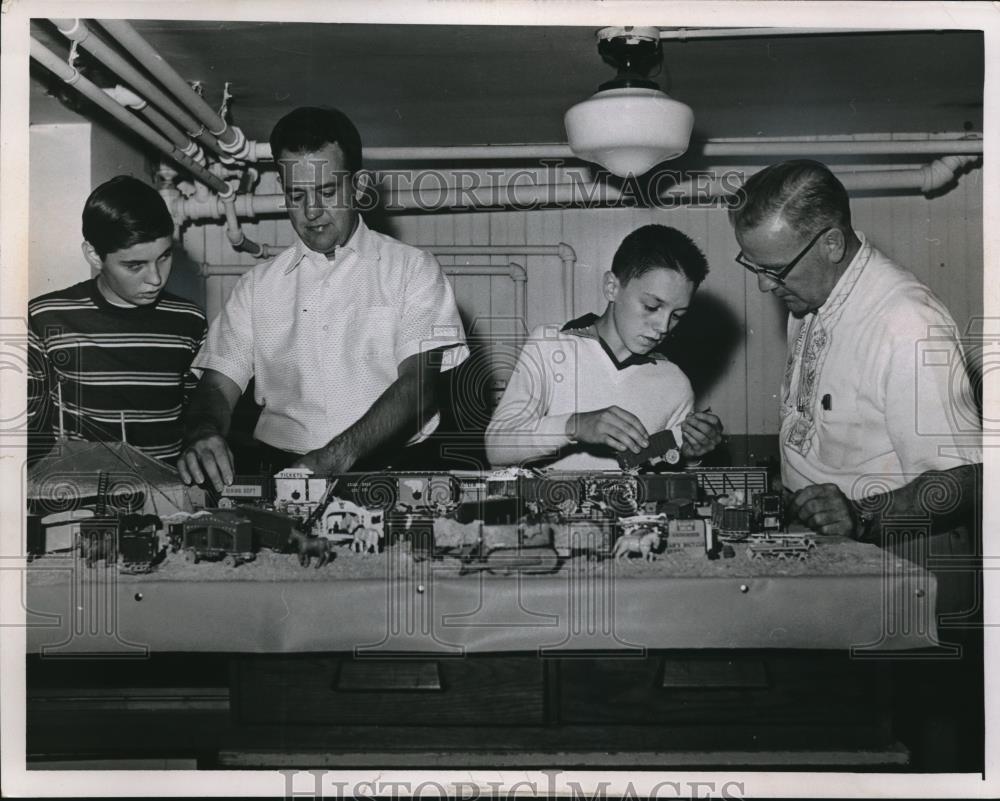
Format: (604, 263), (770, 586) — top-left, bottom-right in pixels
(269, 106), (363, 173)
(82, 176), (174, 259)
(611, 224), (709, 287)
(728, 159), (852, 236)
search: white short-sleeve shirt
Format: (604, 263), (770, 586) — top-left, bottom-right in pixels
(192, 218), (469, 454)
(780, 233), (981, 499)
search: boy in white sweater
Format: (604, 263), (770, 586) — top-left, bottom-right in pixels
(485, 225), (723, 470)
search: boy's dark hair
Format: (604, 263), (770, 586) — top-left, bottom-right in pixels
(611, 224), (709, 287)
(728, 159), (852, 236)
(82, 176), (174, 259)
(269, 106), (363, 173)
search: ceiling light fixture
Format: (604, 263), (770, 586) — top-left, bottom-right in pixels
(564, 26), (694, 178)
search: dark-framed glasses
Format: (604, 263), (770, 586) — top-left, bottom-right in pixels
(735, 226), (833, 284)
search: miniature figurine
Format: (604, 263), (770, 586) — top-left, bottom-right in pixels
(288, 528), (334, 568)
(351, 526), (382, 555)
(612, 529), (661, 561)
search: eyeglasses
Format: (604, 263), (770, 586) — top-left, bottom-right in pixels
(735, 226), (833, 285)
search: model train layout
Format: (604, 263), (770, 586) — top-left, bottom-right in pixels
(28, 465), (811, 574)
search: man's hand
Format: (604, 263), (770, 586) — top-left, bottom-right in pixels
(568, 407), (650, 454)
(178, 369), (242, 493)
(680, 410), (723, 459)
(787, 483), (856, 536)
(288, 437), (356, 477)
(177, 431), (235, 493)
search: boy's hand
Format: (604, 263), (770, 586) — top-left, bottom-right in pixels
(177, 432), (235, 493)
(680, 410), (723, 459)
(568, 407), (650, 454)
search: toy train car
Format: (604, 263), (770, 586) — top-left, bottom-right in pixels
(74, 514), (162, 572)
(747, 535), (816, 561)
(181, 510), (255, 566)
(712, 492), (784, 540)
(517, 471), (698, 518)
(117, 514), (162, 573)
(236, 505), (299, 552)
(419, 518), (561, 573)
(340, 471), (462, 512)
(690, 467), (769, 502)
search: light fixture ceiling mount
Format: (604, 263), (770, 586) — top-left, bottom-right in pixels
(565, 26), (694, 178)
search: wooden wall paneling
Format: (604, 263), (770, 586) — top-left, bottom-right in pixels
(891, 191), (917, 281)
(964, 166), (984, 327)
(943, 177), (970, 335)
(707, 206), (755, 438)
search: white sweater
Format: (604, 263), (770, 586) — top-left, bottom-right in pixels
(485, 319), (694, 470)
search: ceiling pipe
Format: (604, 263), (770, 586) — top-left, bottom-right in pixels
(176, 156), (976, 222)
(50, 18), (226, 159)
(97, 19), (250, 161)
(250, 135), (982, 163)
(658, 27), (906, 41)
(30, 38), (232, 197)
(103, 84), (205, 164)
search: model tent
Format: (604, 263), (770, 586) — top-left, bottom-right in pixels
(26, 440), (205, 517)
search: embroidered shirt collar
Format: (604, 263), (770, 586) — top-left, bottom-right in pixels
(815, 232), (871, 324)
(283, 216), (378, 274)
(561, 312), (665, 370)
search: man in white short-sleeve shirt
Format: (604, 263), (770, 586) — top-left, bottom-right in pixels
(178, 107), (468, 491)
(729, 159), (981, 543)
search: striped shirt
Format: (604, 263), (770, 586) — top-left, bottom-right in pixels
(28, 279), (207, 463)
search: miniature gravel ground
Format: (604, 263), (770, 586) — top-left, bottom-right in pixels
(25, 536), (914, 584)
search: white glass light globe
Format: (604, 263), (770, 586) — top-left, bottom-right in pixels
(564, 87), (694, 177)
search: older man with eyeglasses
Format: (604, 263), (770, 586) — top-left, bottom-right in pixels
(729, 159), (981, 549)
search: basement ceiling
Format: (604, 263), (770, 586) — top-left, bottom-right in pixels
(28, 21), (984, 152)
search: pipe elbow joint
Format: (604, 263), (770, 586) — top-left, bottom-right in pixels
(557, 242), (577, 262)
(218, 126), (250, 161)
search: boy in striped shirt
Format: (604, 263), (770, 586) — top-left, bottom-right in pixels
(28, 176), (206, 463)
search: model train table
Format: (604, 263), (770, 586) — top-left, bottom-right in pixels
(24, 536), (937, 654)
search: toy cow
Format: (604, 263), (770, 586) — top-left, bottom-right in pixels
(351, 526), (382, 555)
(289, 528), (333, 568)
(612, 529), (661, 561)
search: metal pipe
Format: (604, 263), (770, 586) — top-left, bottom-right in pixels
(700, 139), (984, 157)
(659, 27), (904, 41)
(97, 19), (248, 158)
(251, 136), (982, 163)
(51, 18), (227, 158)
(103, 84), (201, 159)
(180, 162), (974, 217)
(30, 38), (231, 196)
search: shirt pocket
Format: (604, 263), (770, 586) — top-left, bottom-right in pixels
(813, 395), (859, 471)
(347, 305), (398, 363)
